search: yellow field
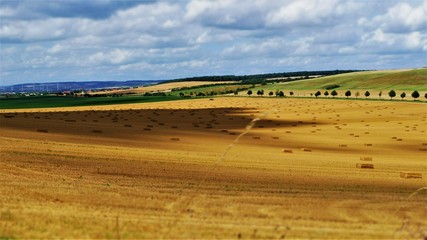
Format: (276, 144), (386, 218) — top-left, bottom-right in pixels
(0, 97), (426, 239)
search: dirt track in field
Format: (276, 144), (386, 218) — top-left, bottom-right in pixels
(0, 97), (426, 239)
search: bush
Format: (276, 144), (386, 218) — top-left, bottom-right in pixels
(355, 91), (360, 98)
(276, 91), (284, 97)
(345, 90), (351, 98)
(388, 90), (396, 100)
(324, 84), (340, 90)
(411, 90), (419, 100)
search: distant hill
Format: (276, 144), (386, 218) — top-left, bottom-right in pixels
(0, 80), (162, 93)
(276, 68), (427, 91)
(163, 70), (359, 84)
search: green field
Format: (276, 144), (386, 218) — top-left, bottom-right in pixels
(0, 95), (182, 109)
(249, 68), (427, 92)
(169, 84), (253, 96)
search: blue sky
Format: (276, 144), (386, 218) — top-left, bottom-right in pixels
(0, 0), (426, 85)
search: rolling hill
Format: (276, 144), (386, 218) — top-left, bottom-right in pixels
(273, 68), (427, 91)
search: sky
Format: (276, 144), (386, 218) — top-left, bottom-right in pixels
(0, 0), (426, 85)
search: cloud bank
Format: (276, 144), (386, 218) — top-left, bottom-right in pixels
(1, 0), (426, 84)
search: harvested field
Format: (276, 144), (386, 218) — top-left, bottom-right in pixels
(0, 97), (426, 239)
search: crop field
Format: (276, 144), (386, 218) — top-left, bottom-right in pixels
(0, 95), (181, 109)
(0, 97), (426, 239)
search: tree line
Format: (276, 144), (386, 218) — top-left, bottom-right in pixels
(164, 70), (359, 84)
(247, 89), (425, 101)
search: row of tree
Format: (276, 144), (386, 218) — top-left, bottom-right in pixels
(247, 89), (425, 100)
(247, 89), (286, 97)
(330, 90), (422, 100)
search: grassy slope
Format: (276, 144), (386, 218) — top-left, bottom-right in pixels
(253, 68), (427, 91)
(169, 84), (252, 96)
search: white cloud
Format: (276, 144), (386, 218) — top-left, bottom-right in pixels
(266, 0), (362, 28)
(367, 1), (427, 33)
(1, 0), (426, 85)
(357, 1), (427, 54)
(88, 49), (133, 65)
(359, 29), (426, 54)
(0, 7), (17, 17)
(0, 17), (85, 42)
(113, 2), (182, 32)
(405, 31), (422, 49)
(184, 0), (268, 29)
(47, 44), (65, 54)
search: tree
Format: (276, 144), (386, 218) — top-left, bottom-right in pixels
(400, 92), (406, 100)
(355, 91), (360, 98)
(331, 90), (338, 98)
(179, 92), (184, 97)
(364, 91), (370, 99)
(277, 91), (284, 97)
(345, 90), (351, 98)
(289, 91), (294, 96)
(315, 91), (321, 98)
(247, 90), (252, 96)
(324, 91), (329, 97)
(411, 90), (419, 100)
(257, 89), (264, 96)
(268, 91), (274, 96)
(379, 91), (382, 99)
(425, 93), (427, 100)
(388, 90), (396, 100)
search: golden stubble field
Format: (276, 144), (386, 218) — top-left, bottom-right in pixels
(0, 97), (426, 239)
